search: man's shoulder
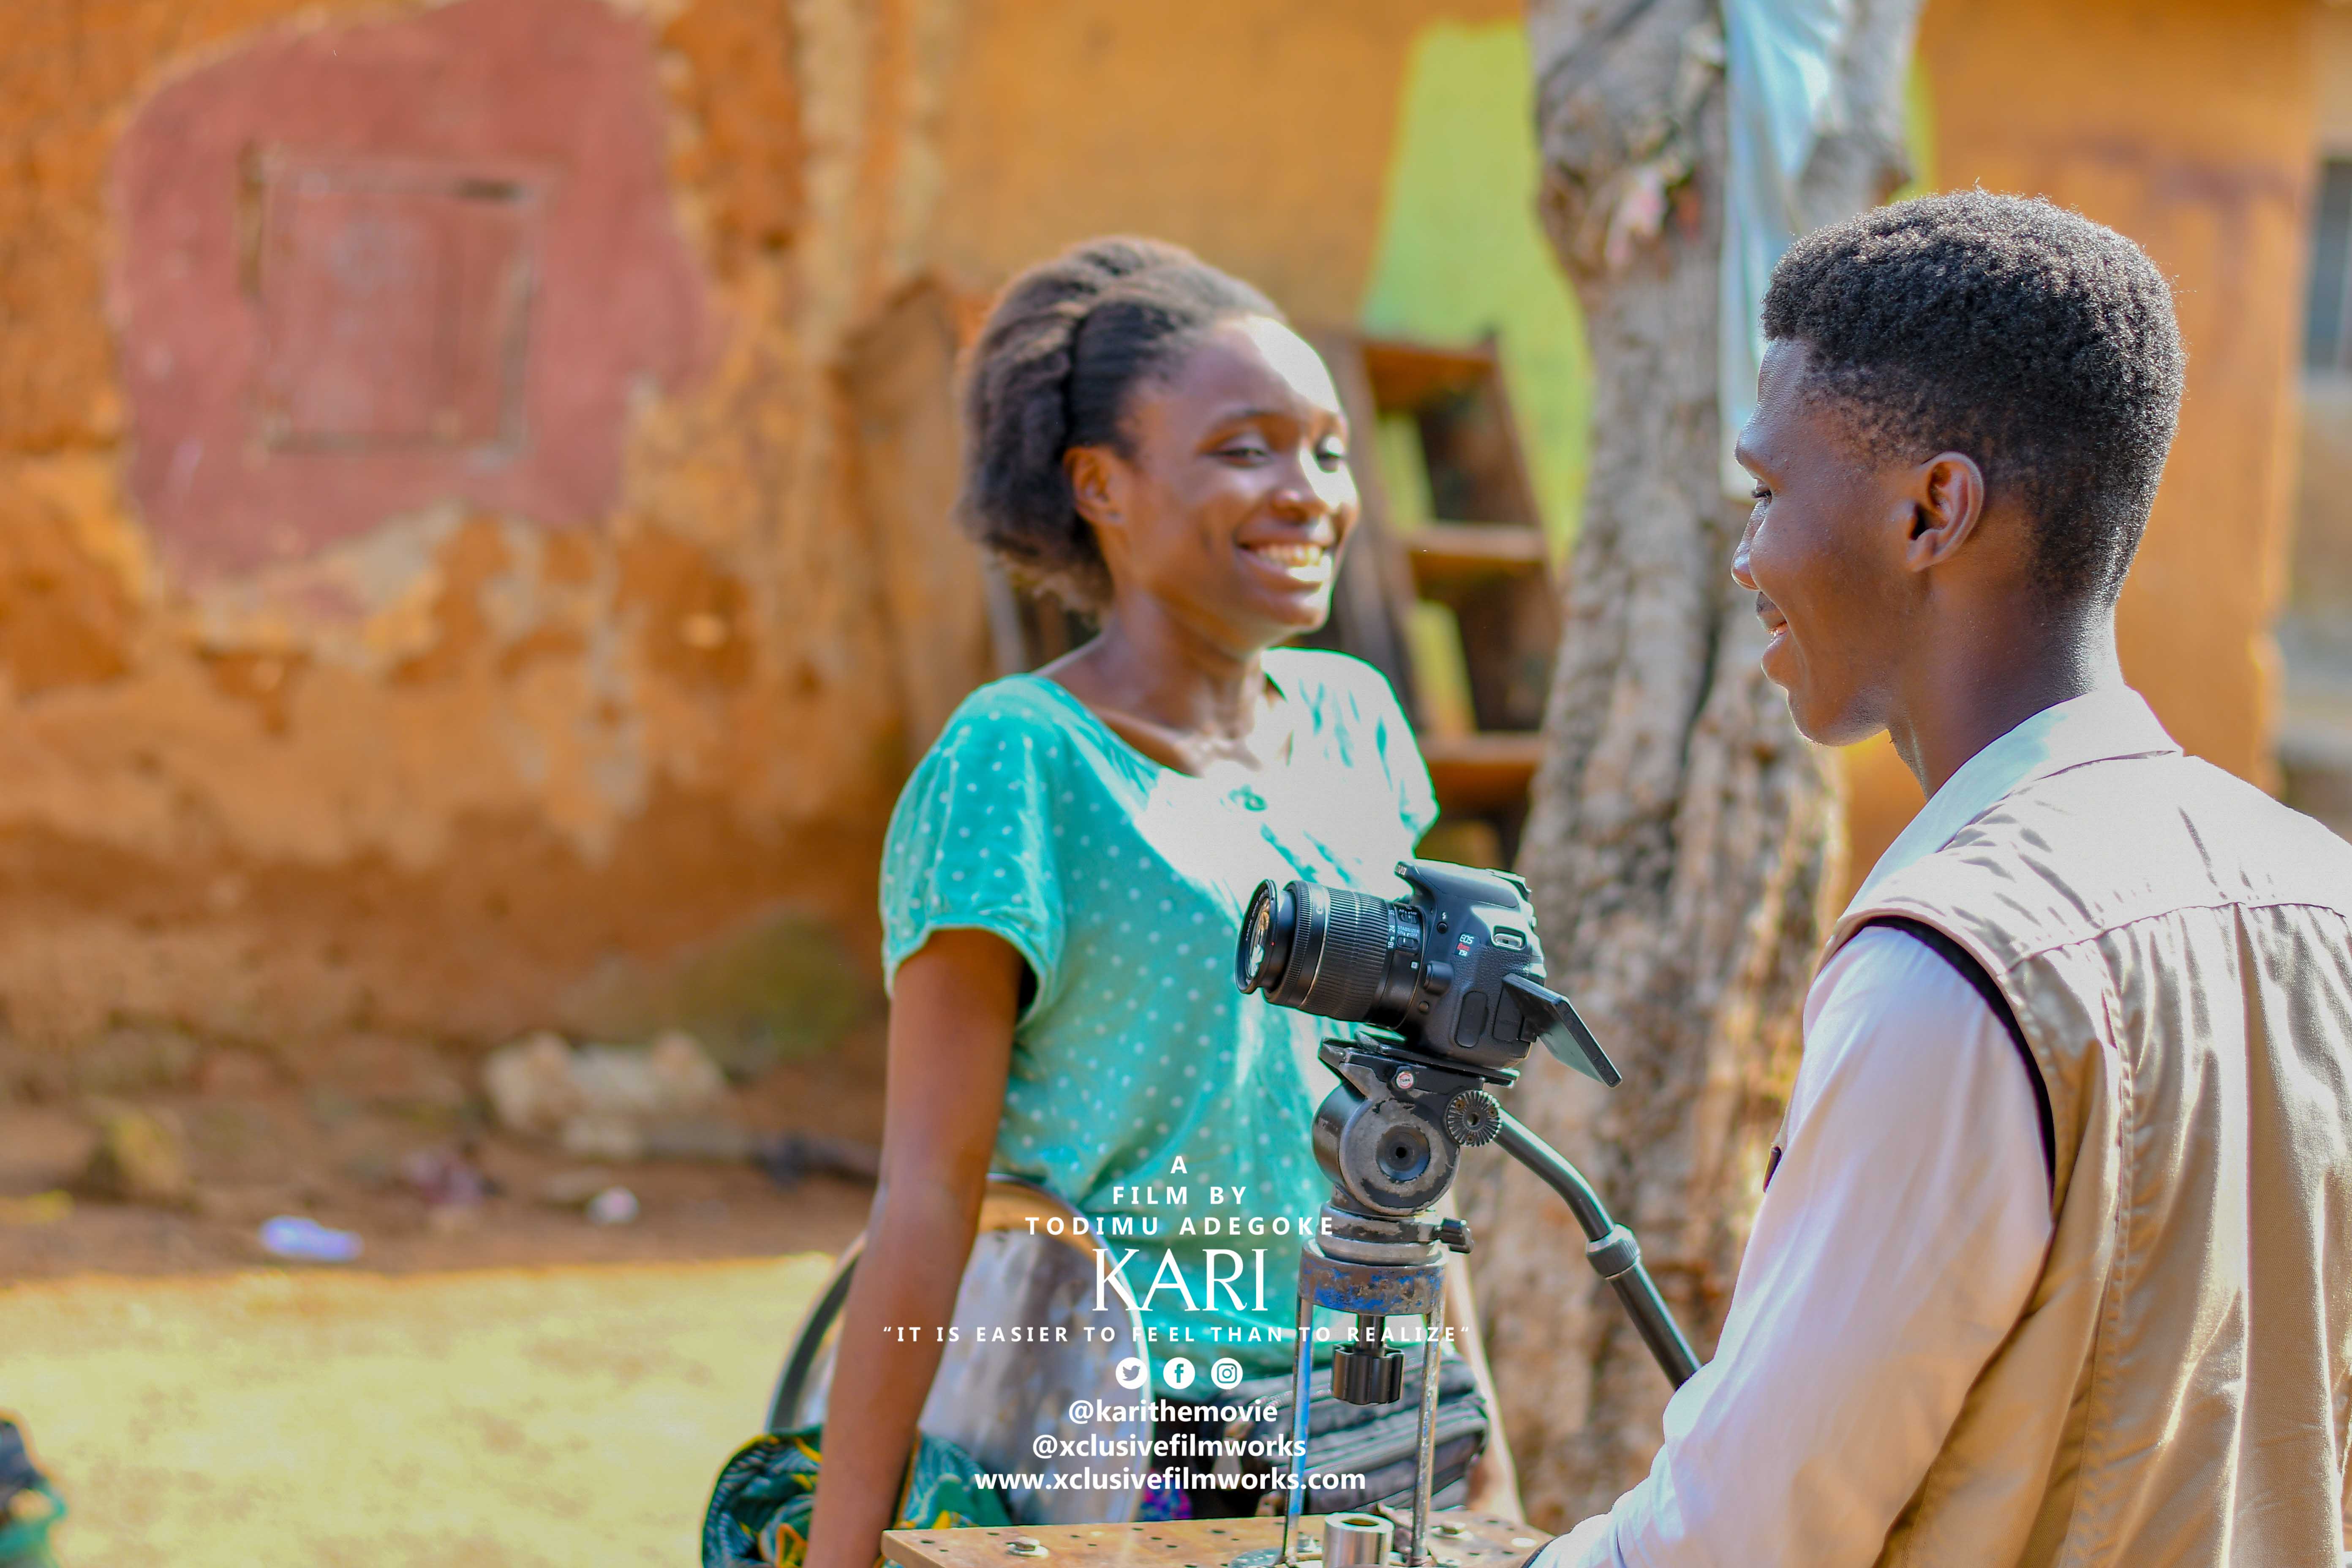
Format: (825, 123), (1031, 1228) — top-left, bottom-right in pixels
(1987, 750), (2352, 910)
(1849, 750), (2352, 960)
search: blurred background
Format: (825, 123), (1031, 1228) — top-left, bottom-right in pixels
(0, 0), (2347, 1560)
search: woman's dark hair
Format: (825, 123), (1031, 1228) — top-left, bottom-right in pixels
(958, 237), (1282, 607)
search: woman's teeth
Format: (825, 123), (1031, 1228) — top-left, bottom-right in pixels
(1246, 542), (1332, 579)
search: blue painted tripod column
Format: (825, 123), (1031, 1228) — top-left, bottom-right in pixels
(1278, 1247), (1450, 1568)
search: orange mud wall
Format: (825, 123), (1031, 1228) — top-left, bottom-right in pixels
(925, 0), (1517, 327)
(1842, 0), (2319, 878)
(0, 0), (1510, 1055)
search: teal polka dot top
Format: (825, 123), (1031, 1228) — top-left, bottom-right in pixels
(879, 649), (1437, 1387)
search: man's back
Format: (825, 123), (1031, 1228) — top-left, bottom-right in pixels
(1843, 749), (2352, 1564)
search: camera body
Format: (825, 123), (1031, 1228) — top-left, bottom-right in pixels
(1235, 858), (1618, 1233)
(1236, 859), (1617, 1086)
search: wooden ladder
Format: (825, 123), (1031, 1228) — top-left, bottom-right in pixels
(1306, 332), (1560, 866)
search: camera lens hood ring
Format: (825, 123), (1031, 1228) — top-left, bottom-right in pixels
(1235, 879), (1279, 994)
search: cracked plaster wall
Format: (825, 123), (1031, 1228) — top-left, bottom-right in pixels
(0, 0), (906, 1049)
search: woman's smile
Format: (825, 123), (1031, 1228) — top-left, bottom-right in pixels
(1240, 536), (1335, 587)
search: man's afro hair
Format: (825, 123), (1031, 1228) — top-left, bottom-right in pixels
(1761, 191), (2184, 604)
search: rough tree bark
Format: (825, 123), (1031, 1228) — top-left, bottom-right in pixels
(1459, 0), (1921, 1527)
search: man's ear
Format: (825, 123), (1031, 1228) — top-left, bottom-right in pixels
(1065, 445), (1127, 538)
(1902, 452), (1987, 572)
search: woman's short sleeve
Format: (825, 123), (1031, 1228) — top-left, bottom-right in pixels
(879, 700), (1064, 1010)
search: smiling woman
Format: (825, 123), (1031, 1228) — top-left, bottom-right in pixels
(793, 239), (1520, 1568)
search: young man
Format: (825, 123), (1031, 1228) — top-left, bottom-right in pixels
(1538, 192), (2352, 1565)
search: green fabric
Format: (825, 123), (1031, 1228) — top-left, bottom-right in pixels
(881, 650), (1438, 1389)
(702, 1427), (1009, 1568)
(0, 1481), (63, 1568)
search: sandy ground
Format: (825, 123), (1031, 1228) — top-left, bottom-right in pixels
(3, 1254), (837, 1565)
(0, 1021), (887, 1563)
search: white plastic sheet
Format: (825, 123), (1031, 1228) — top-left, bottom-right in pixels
(1720, 0), (1854, 496)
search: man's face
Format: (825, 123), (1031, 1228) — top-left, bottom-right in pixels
(1732, 339), (1919, 746)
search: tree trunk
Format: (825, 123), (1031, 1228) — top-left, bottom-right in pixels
(1461, 0), (1920, 1527)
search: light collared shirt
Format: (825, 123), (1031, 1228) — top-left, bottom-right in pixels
(1542, 687), (2182, 1568)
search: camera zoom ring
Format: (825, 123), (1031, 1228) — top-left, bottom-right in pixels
(1299, 888), (1392, 1021)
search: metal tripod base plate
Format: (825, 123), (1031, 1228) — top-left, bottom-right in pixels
(877, 1517), (1543, 1568)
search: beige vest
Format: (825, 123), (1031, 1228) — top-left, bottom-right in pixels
(1829, 750), (2352, 1566)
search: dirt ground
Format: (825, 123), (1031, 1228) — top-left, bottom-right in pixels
(0, 1023), (888, 1563)
(4, 1255), (838, 1565)
(0, 1021), (885, 1279)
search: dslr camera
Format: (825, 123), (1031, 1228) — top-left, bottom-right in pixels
(1235, 859), (1616, 1249)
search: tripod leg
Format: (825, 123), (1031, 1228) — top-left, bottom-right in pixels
(1405, 1289), (1446, 1564)
(1282, 1290), (1314, 1564)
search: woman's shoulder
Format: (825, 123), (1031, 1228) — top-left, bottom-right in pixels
(928, 674), (1088, 752)
(883, 678), (1078, 888)
(1268, 648), (1435, 833)
(1266, 648), (1409, 722)
(917, 674), (1141, 787)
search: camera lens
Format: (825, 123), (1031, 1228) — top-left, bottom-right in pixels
(1235, 880), (1297, 995)
(1234, 878), (1398, 1022)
